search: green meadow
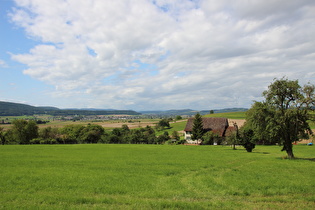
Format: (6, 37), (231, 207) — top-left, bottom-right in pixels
(204, 111), (246, 119)
(156, 120), (187, 137)
(0, 144), (314, 209)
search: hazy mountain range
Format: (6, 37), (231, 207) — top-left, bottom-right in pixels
(0, 101), (247, 116)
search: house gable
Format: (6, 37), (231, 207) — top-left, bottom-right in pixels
(184, 117), (229, 139)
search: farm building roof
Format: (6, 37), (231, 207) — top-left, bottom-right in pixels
(225, 126), (238, 137)
(184, 117), (229, 137)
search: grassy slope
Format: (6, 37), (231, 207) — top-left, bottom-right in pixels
(0, 144), (314, 209)
(203, 111), (246, 119)
(155, 120), (187, 137)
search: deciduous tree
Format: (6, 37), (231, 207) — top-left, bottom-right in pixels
(156, 119), (171, 130)
(81, 124), (105, 143)
(246, 78), (315, 158)
(202, 131), (219, 145)
(10, 119), (38, 144)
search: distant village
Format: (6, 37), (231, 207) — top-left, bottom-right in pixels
(0, 114), (193, 125)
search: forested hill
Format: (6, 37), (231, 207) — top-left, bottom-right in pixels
(0, 101), (141, 116)
(140, 108), (248, 116)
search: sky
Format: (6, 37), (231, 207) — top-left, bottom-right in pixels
(0, 0), (315, 111)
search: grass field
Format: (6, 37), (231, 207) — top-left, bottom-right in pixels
(0, 144), (314, 209)
(204, 112), (246, 119)
(156, 120), (187, 137)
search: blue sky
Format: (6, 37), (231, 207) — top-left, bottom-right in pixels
(0, 0), (53, 106)
(1, 0), (315, 110)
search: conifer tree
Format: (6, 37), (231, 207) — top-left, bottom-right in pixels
(192, 113), (204, 140)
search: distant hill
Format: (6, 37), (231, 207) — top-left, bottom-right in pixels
(0, 101), (140, 116)
(0, 101), (56, 116)
(0, 101), (247, 117)
(140, 108), (248, 116)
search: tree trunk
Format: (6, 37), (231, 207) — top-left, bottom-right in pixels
(282, 141), (295, 159)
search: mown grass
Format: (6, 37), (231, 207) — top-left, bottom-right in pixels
(204, 112), (246, 119)
(0, 144), (314, 209)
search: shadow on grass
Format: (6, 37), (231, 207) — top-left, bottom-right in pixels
(277, 157), (315, 162)
(296, 158), (315, 162)
(252, 152), (270, 154)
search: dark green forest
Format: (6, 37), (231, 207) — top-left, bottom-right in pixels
(0, 101), (140, 116)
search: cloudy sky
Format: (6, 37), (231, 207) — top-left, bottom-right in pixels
(1, 0), (315, 111)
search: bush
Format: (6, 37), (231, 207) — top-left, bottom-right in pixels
(31, 138), (58, 144)
(202, 131), (221, 145)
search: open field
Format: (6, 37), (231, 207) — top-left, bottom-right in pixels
(204, 111), (246, 119)
(0, 144), (314, 209)
(46, 119), (160, 130)
(0, 117), (162, 131)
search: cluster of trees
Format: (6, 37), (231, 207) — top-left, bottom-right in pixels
(226, 123), (256, 152)
(0, 119), (184, 145)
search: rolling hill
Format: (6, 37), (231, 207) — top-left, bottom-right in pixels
(0, 101), (140, 116)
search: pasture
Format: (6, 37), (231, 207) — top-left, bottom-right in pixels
(204, 111), (246, 119)
(0, 144), (314, 209)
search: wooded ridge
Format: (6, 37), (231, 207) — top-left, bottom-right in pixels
(0, 101), (247, 116)
(0, 101), (140, 116)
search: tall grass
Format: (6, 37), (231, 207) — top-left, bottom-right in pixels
(0, 144), (314, 209)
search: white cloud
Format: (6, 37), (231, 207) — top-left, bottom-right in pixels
(9, 0), (315, 110)
(0, 59), (6, 66)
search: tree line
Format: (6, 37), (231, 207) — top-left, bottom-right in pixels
(0, 119), (184, 145)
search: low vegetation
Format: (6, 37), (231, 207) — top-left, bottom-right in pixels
(0, 144), (314, 209)
(0, 118), (187, 145)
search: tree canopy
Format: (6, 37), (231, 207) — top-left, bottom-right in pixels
(246, 78), (315, 158)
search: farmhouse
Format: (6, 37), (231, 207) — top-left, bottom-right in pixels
(184, 117), (229, 144)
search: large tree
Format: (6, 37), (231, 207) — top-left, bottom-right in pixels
(10, 119), (39, 144)
(246, 78), (315, 158)
(192, 113), (204, 140)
